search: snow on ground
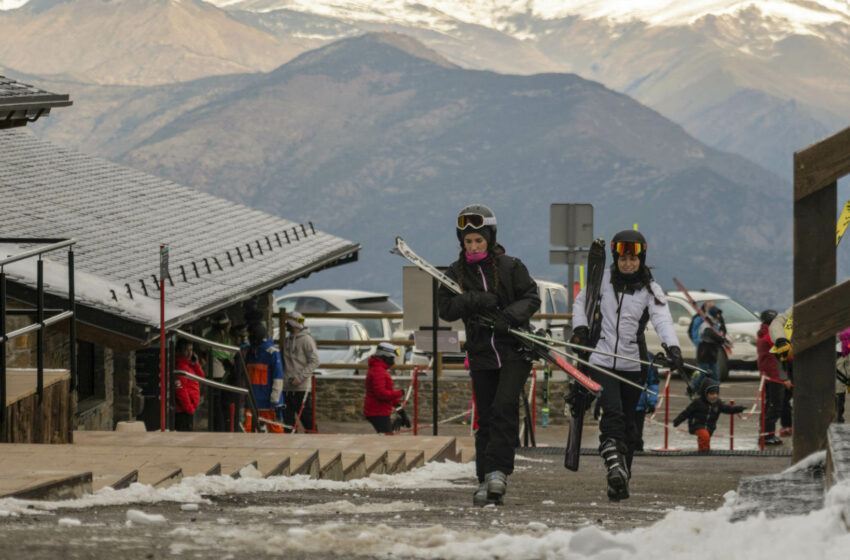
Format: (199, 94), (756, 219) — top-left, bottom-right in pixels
(170, 484), (850, 560)
(1, 453), (849, 558)
(0, 460), (475, 516)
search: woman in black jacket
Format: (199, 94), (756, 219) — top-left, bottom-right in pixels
(437, 204), (540, 506)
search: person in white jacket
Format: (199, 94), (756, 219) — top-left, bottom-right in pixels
(282, 311), (321, 433)
(571, 229), (683, 502)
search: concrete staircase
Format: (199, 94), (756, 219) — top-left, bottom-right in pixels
(733, 423), (850, 520)
(0, 431), (475, 500)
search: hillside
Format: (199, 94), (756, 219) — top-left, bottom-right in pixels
(23, 33), (796, 308)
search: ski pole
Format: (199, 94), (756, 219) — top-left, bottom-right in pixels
(517, 330), (709, 375)
(510, 329), (657, 395)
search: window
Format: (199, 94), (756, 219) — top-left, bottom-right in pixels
(347, 296), (401, 313)
(549, 288), (569, 314)
(295, 297), (339, 313)
(668, 301), (692, 324)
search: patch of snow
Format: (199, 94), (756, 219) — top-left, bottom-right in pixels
(57, 517), (82, 527)
(126, 509), (167, 525)
(782, 450), (827, 473)
(180, 503), (200, 512)
(0, 461), (473, 515)
(0, 0), (27, 9)
(127, 487), (850, 559)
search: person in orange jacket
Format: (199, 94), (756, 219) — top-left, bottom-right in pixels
(174, 338), (204, 431)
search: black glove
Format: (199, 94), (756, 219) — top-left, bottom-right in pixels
(732, 406), (745, 414)
(396, 408), (411, 428)
(645, 404), (656, 415)
(571, 325), (589, 347)
(491, 313), (510, 335)
(665, 345), (684, 373)
(477, 292), (499, 312)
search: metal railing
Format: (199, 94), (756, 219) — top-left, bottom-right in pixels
(1, 238), (77, 423)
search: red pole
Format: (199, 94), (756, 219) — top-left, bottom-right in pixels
(663, 383), (670, 449)
(730, 399), (735, 450)
(159, 245), (166, 432)
(760, 379), (766, 451)
(413, 368), (419, 436)
(311, 375), (317, 432)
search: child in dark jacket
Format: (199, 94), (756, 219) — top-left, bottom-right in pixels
(673, 377), (743, 451)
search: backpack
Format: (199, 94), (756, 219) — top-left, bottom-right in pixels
(689, 315), (703, 347)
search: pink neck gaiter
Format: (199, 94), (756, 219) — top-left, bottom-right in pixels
(465, 252), (488, 264)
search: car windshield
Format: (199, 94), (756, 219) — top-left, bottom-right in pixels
(355, 318), (383, 339)
(695, 298), (757, 324)
(310, 325), (353, 349)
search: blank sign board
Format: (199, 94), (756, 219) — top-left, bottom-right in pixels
(402, 266), (464, 332)
(550, 203), (593, 247)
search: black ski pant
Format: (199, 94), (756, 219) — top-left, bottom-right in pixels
(470, 360), (531, 483)
(283, 390), (314, 433)
(764, 382), (785, 436)
(634, 410), (647, 452)
(593, 368), (643, 471)
(175, 412), (194, 432)
(367, 415), (393, 434)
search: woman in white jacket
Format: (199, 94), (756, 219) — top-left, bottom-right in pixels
(571, 229), (683, 501)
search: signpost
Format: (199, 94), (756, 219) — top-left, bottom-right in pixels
(549, 204), (594, 313)
(159, 245), (168, 432)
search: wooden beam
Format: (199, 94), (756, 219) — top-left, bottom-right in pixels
(793, 279), (850, 354)
(792, 172), (837, 461)
(794, 125), (850, 201)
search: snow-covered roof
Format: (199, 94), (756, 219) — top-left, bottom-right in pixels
(0, 128), (360, 342)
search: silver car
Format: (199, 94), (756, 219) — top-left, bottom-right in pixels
(643, 290), (760, 381)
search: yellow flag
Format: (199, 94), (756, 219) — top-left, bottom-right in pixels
(838, 200), (850, 246)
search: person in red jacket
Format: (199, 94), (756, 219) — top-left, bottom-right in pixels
(174, 338), (204, 431)
(757, 309), (788, 445)
(364, 342), (403, 434)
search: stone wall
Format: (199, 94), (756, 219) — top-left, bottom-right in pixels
(314, 373), (571, 426)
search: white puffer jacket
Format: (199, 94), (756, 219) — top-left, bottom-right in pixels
(573, 268), (679, 372)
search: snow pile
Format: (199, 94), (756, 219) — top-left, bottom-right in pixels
(126, 509), (167, 525)
(0, 460), (473, 515)
(166, 483), (850, 559)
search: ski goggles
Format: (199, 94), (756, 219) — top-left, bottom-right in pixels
(457, 213), (497, 230)
(611, 241), (646, 256)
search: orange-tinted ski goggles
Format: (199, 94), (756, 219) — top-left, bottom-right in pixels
(457, 213), (497, 230)
(612, 241), (646, 256)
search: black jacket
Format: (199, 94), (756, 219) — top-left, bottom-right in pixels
(673, 378), (744, 435)
(437, 246), (540, 370)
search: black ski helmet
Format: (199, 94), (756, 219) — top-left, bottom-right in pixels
(611, 229), (648, 266)
(248, 322), (267, 346)
(456, 204), (497, 247)
(760, 309), (778, 325)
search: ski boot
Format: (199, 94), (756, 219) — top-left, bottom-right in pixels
(485, 470), (508, 505)
(600, 439), (630, 502)
(472, 481), (489, 507)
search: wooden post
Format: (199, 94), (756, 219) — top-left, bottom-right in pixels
(792, 126), (848, 461)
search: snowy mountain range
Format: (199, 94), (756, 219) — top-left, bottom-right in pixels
(2, 1), (848, 177)
(209, 0), (850, 179)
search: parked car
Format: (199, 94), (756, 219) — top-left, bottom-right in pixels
(643, 290), (760, 381)
(532, 279), (571, 342)
(275, 289), (403, 342)
(305, 318), (373, 376)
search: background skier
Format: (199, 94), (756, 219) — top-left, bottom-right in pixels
(363, 342), (404, 434)
(673, 378), (745, 451)
(283, 311), (320, 433)
(571, 229), (684, 501)
(242, 322), (284, 433)
(437, 204), (540, 506)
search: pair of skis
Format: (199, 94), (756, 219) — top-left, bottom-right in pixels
(391, 236), (604, 471)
